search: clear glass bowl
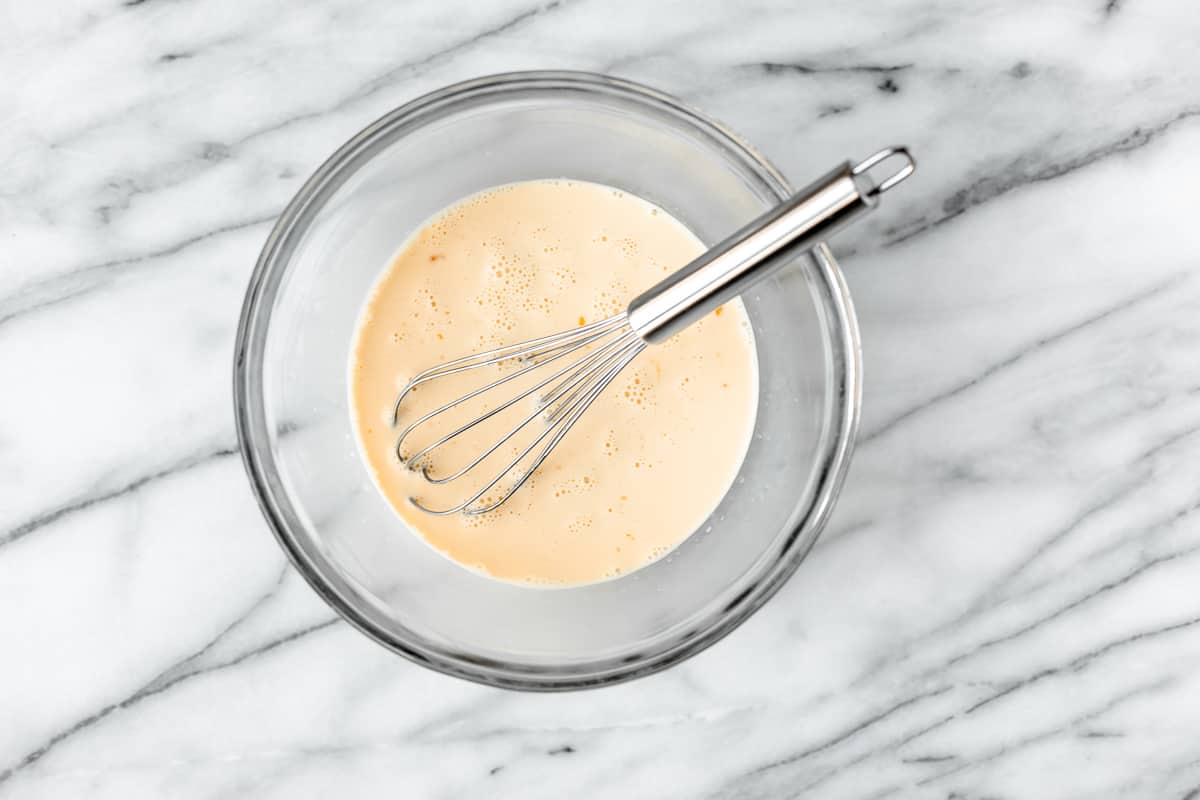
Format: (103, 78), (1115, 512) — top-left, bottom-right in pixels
(234, 71), (861, 690)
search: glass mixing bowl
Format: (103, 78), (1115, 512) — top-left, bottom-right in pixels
(234, 71), (861, 690)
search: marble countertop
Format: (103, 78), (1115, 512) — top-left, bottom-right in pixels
(3, 0), (1199, 796)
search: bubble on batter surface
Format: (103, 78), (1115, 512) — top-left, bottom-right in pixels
(552, 475), (596, 499)
(602, 429), (619, 457)
(566, 515), (595, 535)
(620, 368), (657, 410)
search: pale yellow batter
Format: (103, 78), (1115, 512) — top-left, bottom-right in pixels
(350, 180), (757, 585)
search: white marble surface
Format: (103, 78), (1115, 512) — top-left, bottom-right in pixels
(3, 0), (1200, 796)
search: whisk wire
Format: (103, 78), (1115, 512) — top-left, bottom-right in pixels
(412, 327), (641, 484)
(409, 334), (646, 516)
(391, 314), (625, 424)
(393, 316), (625, 462)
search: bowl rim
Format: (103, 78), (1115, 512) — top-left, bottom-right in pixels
(233, 69), (862, 690)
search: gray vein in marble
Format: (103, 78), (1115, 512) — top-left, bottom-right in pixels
(753, 60), (914, 97)
(886, 106), (1200, 246)
(0, 215), (274, 329)
(1068, 613), (1200, 673)
(860, 270), (1191, 443)
(1, 1), (579, 335)
(984, 441), (1200, 601)
(927, 421), (1200, 627)
(899, 753), (956, 763)
(735, 685), (953, 780)
(1070, 488), (1200, 584)
(46, 0), (573, 166)
(705, 693), (960, 799)
(351, 0), (574, 100)
(1076, 729), (1125, 739)
(0, 576), (336, 786)
(817, 103), (854, 118)
(0, 441), (238, 550)
(941, 505), (1200, 672)
(798, 672), (1154, 797)
(913, 614), (1200, 749)
(913, 678), (1174, 790)
(714, 612), (1200, 798)
(851, 689), (1149, 797)
(755, 61), (914, 77)
(228, 0), (570, 150)
(854, 456), (1200, 690)
(89, 140), (235, 228)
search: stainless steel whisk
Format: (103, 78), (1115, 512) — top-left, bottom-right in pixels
(394, 147), (916, 515)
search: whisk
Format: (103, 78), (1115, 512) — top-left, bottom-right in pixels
(393, 147), (916, 515)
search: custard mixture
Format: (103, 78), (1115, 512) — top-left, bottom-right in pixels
(350, 180), (757, 585)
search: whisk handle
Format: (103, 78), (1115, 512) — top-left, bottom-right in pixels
(626, 147), (915, 344)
